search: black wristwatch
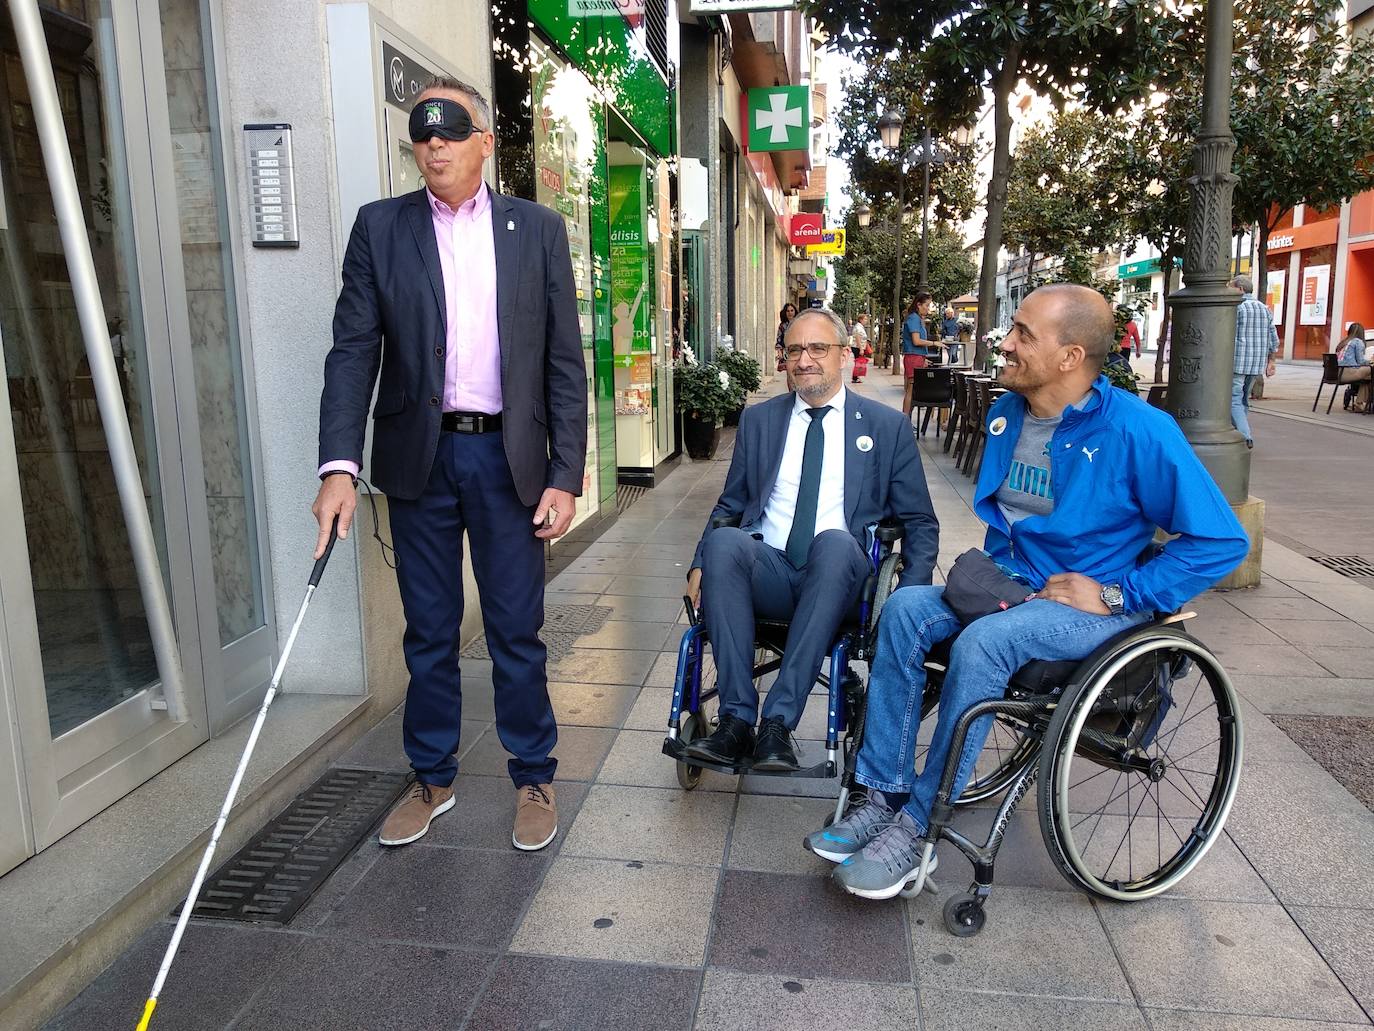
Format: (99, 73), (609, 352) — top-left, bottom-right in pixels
(1100, 583), (1125, 615)
(321, 470), (357, 485)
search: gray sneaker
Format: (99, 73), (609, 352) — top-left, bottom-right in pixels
(803, 789), (895, 863)
(832, 809), (937, 900)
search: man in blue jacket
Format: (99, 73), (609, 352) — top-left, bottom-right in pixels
(805, 283), (1249, 898)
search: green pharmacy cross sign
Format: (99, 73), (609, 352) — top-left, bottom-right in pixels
(747, 86), (809, 153)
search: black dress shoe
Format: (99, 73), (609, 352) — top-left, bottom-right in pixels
(752, 717), (800, 772)
(684, 713), (755, 765)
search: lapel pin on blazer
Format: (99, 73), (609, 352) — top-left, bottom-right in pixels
(506, 219), (516, 231)
(857, 435), (874, 452)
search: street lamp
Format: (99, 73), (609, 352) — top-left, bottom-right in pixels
(877, 109), (904, 151)
(912, 128), (948, 292)
(878, 108), (907, 374)
(854, 203), (872, 228)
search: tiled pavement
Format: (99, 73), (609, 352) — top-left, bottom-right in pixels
(52, 371), (1374, 1030)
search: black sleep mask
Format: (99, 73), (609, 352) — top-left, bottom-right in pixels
(408, 97), (475, 144)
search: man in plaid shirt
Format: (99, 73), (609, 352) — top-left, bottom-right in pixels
(1230, 274), (1278, 448)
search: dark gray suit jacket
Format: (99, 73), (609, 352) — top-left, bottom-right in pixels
(691, 391), (940, 587)
(319, 185), (587, 504)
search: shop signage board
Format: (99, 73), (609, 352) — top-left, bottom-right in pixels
(609, 164), (650, 353)
(806, 228), (845, 256)
(1300, 264), (1331, 326)
(1266, 218), (1339, 254)
(688, 0), (796, 11)
(1266, 270), (1286, 325)
(747, 86), (809, 153)
(789, 213), (823, 245)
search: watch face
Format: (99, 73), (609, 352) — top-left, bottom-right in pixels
(1103, 584), (1124, 609)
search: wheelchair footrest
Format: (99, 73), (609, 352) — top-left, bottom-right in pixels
(663, 736), (836, 779)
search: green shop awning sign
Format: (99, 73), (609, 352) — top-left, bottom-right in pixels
(1117, 257), (1182, 279)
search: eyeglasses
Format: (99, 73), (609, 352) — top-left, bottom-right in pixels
(784, 342), (844, 361)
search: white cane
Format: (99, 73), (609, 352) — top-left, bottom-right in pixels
(136, 520), (340, 1031)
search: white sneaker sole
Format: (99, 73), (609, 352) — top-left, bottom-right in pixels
(804, 838), (859, 864)
(378, 794), (455, 846)
(838, 853), (938, 900)
(512, 823), (557, 851)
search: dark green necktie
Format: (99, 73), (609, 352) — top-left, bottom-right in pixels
(786, 405), (831, 568)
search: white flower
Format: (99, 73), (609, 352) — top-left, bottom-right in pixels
(992, 353), (1007, 367)
(718, 370), (731, 389)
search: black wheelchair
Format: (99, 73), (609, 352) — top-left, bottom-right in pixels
(664, 528), (1245, 938)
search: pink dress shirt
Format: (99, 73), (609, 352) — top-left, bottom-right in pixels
(320, 182), (503, 480)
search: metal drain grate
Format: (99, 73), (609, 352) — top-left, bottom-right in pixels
(177, 767), (407, 925)
(1311, 555), (1374, 578)
(462, 603), (613, 662)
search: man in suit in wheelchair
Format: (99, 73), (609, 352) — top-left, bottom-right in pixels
(808, 284), (1250, 899)
(683, 307), (940, 772)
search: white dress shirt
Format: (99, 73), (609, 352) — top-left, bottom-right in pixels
(760, 387), (848, 553)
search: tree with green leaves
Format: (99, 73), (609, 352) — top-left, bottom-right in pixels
(1003, 109), (1130, 284)
(807, 0), (1181, 362)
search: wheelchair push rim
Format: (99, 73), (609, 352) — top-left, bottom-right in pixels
(917, 686), (1037, 807)
(1038, 631), (1243, 901)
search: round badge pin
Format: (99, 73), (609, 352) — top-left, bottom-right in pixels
(857, 435), (874, 452)
(989, 416), (1007, 436)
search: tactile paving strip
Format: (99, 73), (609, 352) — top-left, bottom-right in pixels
(462, 603), (612, 662)
(177, 767), (407, 925)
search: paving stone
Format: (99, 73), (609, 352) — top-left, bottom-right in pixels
(460, 724), (616, 783)
(1100, 898), (1366, 1022)
(465, 955), (701, 1031)
(574, 620), (678, 652)
(601, 595), (695, 622)
(1208, 642), (1330, 676)
(336, 714), (490, 772)
(907, 886), (1132, 1001)
(1288, 905), (1374, 1018)
(562, 784), (734, 865)
(510, 856), (717, 966)
(612, 558), (698, 579)
(548, 648), (660, 686)
(1224, 759), (1374, 907)
(598, 729), (739, 792)
(422, 775), (588, 852)
(607, 574), (694, 597)
(707, 869), (910, 983)
(694, 969), (920, 1031)
(1232, 675), (1374, 717)
(624, 687), (679, 731)
(1269, 714), (1374, 810)
(548, 571), (615, 594)
(292, 838), (386, 929)
(231, 936), (492, 1030)
(46, 922), (292, 1031)
(319, 843), (546, 949)
(1299, 647), (1374, 680)
(1143, 1011), (1372, 1031)
(727, 795), (837, 875)
(548, 681), (640, 728)
(574, 541), (644, 560)
(1225, 596), (1345, 621)
(1271, 619), (1374, 648)
(919, 989), (1148, 1031)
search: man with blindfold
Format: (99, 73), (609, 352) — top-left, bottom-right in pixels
(314, 78), (586, 853)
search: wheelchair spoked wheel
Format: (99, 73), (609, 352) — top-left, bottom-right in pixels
(1037, 630), (1243, 901)
(917, 688), (1037, 807)
(676, 711), (706, 791)
(865, 552), (904, 652)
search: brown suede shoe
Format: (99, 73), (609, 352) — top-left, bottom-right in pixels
(378, 780), (454, 846)
(512, 783), (557, 851)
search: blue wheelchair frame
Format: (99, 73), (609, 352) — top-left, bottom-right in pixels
(662, 526), (899, 779)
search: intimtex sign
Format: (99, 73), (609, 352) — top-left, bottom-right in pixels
(789, 214), (823, 246)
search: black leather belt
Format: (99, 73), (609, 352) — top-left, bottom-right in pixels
(441, 411), (502, 433)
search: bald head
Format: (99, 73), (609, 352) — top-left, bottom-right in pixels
(1030, 283), (1115, 373)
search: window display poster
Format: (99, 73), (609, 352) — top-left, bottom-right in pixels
(1300, 264), (1330, 327)
(609, 163), (650, 354)
(1265, 269), (1285, 325)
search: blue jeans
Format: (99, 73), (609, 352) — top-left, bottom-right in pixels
(1230, 374), (1259, 442)
(855, 586), (1148, 834)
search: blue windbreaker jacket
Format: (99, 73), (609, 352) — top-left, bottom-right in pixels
(974, 376), (1250, 614)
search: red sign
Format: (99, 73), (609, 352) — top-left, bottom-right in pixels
(789, 214), (824, 246)
(1266, 218), (1338, 254)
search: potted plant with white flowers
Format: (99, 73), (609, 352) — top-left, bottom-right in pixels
(982, 326), (1008, 379)
(674, 361), (736, 460)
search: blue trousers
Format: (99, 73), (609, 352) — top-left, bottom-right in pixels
(1230, 373), (1259, 443)
(388, 430), (556, 788)
(702, 527), (870, 728)
(856, 586), (1146, 833)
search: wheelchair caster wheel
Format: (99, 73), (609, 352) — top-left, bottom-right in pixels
(676, 712), (704, 791)
(943, 893), (986, 937)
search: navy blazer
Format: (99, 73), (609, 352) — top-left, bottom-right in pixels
(691, 391), (940, 587)
(318, 185), (587, 504)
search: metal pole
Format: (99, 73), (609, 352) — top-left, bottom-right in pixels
(891, 166), (906, 374)
(10, 0), (189, 719)
(919, 127), (931, 289)
(1165, 0), (1247, 503)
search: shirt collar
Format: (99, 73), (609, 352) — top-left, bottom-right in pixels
(427, 180), (490, 221)
(793, 384), (847, 419)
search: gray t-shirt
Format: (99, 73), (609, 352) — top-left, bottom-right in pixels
(996, 412), (1060, 525)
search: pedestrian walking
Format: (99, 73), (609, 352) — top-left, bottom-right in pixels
(1118, 307), (1142, 357)
(313, 76), (586, 852)
(1229, 274), (1278, 449)
(776, 303), (797, 371)
(901, 291), (935, 418)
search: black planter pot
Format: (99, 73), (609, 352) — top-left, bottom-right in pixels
(682, 411), (720, 460)
(723, 405), (744, 427)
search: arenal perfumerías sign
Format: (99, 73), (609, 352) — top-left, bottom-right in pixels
(747, 86), (810, 153)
